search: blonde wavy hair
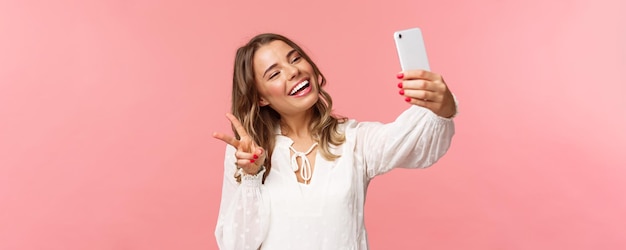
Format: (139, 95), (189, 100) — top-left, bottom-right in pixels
(231, 33), (346, 183)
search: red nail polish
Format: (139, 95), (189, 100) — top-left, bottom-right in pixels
(250, 159), (255, 163)
(405, 97), (411, 102)
(253, 154), (258, 159)
(396, 73), (404, 79)
(397, 82), (403, 88)
(399, 89), (404, 95)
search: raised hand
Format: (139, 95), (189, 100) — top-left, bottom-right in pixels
(213, 113), (266, 175)
(397, 70), (456, 118)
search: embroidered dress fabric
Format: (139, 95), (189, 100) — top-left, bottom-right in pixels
(215, 105), (456, 250)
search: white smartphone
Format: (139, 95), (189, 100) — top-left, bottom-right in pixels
(393, 27), (430, 71)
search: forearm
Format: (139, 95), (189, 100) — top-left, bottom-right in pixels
(360, 104), (456, 178)
(216, 168), (269, 250)
(216, 147), (269, 250)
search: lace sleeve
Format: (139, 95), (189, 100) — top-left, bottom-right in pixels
(215, 145), (270, 250)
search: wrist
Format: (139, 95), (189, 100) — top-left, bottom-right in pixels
(442, 93), (459, 118)
(240, 165), (265, 176)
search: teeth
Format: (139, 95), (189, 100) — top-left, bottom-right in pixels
(290, 80), (309, 95)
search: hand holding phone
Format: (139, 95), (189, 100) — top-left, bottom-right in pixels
(393, 27), (456, 118)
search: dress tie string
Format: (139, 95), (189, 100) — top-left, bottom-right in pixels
(289, 143), (318, 183)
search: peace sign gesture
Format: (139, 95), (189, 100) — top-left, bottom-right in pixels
(212, 113), (266, 175)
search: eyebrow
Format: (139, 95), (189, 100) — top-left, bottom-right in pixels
(262, 49), (299, 78)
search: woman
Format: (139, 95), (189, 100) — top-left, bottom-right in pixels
(213, 33), (457, 250)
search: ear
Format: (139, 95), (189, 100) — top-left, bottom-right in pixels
(259, 98), (270, 107)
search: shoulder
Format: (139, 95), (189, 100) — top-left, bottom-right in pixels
(339, 117), (384, 132)
(337, 118), (383, 141)
(338, 118), (358, 133)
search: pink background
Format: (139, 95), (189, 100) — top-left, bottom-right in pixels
(1, 0), (625, 249)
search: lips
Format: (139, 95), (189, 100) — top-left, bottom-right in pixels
(289, 79), (310, 96)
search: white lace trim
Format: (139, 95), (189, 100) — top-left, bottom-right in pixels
(239, 166), (266, 187)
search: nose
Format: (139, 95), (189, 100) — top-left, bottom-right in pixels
(285, 64), (300, 81)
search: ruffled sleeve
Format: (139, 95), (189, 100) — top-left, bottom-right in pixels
(354, 103), (457, 180)
(215, 145), (270, 250)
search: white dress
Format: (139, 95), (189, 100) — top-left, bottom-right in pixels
(215, 105), (456, 250)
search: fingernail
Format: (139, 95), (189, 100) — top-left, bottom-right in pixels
(397, 82), (403, 88)
(399, 89), (404, 95)
(396, 73), (404, 79)
(405, 97), (411, 102)
(250, 159), (255, 163)
(253, 154), (258, 159)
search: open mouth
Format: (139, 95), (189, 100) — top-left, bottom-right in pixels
(289, 80), (310, 96)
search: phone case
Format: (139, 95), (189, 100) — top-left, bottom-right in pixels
(394, 28), (430, 71)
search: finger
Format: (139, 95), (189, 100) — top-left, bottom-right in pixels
(401, 89), (441, 102)
(400, 79), (442, 92)
(405, 97), (432, 108)
(252, 147), (266, 164)
(212, 132), (240, 148)
(235, 147), (266, 175)
(236, 158), (258, 167)
(235, 150), (258, 161)
(255, 148), (264, 157)
(398, 69), (443, 82)
(237, 136), (252, 153)
(225, 113), (249, 138)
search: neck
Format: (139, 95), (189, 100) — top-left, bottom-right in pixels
(280, 109), (314, 139)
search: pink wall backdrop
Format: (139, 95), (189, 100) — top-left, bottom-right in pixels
(1, 0), (624, 249)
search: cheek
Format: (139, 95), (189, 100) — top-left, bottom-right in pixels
(304, 63), (319, 85)
(261, 81), (285, 98)
(269, 85), (284, 96)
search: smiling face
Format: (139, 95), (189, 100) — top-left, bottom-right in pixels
(253, 40), (319, 117)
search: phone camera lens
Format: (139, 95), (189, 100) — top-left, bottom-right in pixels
(398, 34), (402, 39)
